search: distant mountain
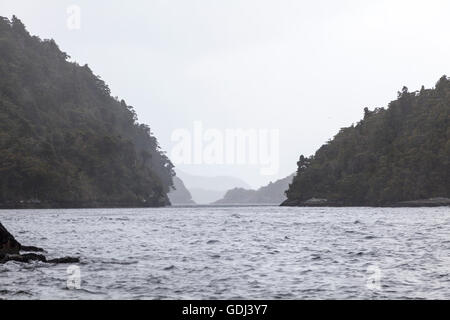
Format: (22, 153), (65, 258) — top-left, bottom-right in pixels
(168, 177), (196, 205)
(214, 174), (294, 205)
(176, 170), (251, 204)
(188, 188), (228, 205)
(176, 170), (251, 191)
(0, 16), (174, 208)
(283, 77), (450, 207)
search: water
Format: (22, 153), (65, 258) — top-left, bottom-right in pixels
(0, 206), (449, 300)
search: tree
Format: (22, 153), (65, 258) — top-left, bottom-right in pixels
(284, 77), (450, 206)
(0, 16), (175, 208)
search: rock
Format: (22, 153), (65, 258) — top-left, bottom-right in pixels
(280, 199), (301, 206)
(0, 222), (21, 254)
(281, 198), (332, 207)
(47, 257), (80, 264)
(1, 253), (47, 263)
(0, 221), (79, 265)
(393, 197), (450, 207)
(0, 252), (80, 265)
(0, 253), (79, 264)
(20, 245), (45, 252)
(303, 198), (328, 205)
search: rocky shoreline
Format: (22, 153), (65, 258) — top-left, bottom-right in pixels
(390, 197), (450, 207)
(0, 200), (169, 210)
(0, 222), (79, 264)
(281, 197), (450, 207)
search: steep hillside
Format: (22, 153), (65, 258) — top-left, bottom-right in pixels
(168, 177), (196, 205)
(284, 77), (450, 206)
(0, 16), (174, 208)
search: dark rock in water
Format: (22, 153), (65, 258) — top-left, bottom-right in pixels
(0, 222), (21, 254)
(0, 253), (47, 263)
(0, 252), (79, 265)
(163, 265), (176, 271)
(0, 222), (79, 264)
(47, 257), (80, 264)
(21, 246), (45, 252)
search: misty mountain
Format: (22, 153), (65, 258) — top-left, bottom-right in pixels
(214, 174), (294, 205)
(168, 177), (196, 205)
(283, 77), (450, 206)
(0, 16), (174, 208)
(176, 170), (251, 190)
(175, 170), (252, 204)
(187, 189), (227, 205)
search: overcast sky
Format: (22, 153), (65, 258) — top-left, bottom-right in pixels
(2, 0), (450, 188)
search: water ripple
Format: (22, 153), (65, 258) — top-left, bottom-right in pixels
(0, 206), (449, 299)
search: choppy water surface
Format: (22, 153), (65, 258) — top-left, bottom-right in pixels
(0, 206), (449, 299)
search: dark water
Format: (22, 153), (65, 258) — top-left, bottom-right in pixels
(0, 206), (449, 300)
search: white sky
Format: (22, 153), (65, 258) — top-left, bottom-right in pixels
(2, 0), (450, 188)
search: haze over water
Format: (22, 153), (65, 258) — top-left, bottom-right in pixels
(1, 207), (449, 299)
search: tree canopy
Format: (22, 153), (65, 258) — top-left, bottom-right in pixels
(284, 76), (450, 206)
(0, 16), (174, 208)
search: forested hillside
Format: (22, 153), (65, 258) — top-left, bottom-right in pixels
(0, 16), (174, 208)
(284, 77), (450, 206)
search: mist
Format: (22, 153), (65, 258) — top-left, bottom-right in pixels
(2, 0), (449, 187)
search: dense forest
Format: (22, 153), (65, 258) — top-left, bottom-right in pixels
(214, 174), (294, 205)
(284, 77), (450, 206)
(0, 16), (174, 208)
